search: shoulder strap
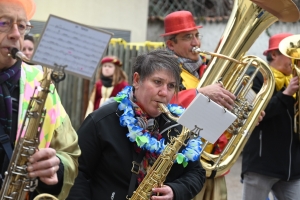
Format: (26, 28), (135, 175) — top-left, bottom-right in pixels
(0, 124), (12, 160)
(0, 124), (13, 185)
(127, 149), (146, 198)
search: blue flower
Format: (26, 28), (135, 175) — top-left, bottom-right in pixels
(144, 134), (160, 153)
(116, 86), (132, 98)
(157, 138), (166, 154)
(126, 124), (143, 142)
(168, 104), (185, 116)
(186, 138), (202, 152)
(182, 147), (200, 161)
(120, 113), (136, 127)
(118, 98), (132, 111)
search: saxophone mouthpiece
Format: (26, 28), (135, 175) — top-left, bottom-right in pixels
(9, 48), (30, 62)
(10, 47), (22, 59)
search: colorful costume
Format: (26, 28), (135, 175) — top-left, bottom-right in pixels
(94, 79), (128, 109)
(0, 62), (80, 200)
(85, 56), (128, 117)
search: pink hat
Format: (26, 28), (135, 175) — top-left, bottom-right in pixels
(160, 11), (202, 36)
(263, 33), (293, 56)
(0, 0), (36, 20)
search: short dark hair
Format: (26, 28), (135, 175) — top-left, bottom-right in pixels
(132, 49), (181, 92)
(266, 49), (281, 62)
(24, 34), (35, 44)
(164, 34), (177, 43)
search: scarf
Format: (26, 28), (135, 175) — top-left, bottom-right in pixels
(271, 67), (293, 91)
(0, 60), (21, 134)
(167, 47), (205, 79)
(130, 100), (161, 184)
(100, 75), (113, 87)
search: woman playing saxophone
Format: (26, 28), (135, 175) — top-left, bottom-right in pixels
(67, 49), (205, 200)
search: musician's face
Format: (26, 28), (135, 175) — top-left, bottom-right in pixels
(272, 50), (292, 76)
(0, 2), (25, 70)
(166, 29), (201, 61)
(133, 70), (176, 118)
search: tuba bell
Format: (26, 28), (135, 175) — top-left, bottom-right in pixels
(195, 0), (300, 178)
(279, 34), (300, 140)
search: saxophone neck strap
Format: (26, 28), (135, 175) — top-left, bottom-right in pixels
(127, 149), (146, 198)
(0, 124), (12, 161)
(0, 124), (13, 186)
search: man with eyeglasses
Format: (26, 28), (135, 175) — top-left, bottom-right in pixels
(0, 0), (80, 199)
(161, 10), (236, 200)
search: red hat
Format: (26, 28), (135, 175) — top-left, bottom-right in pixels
(0, 0), (36, 20)
(160, 11), (202, 37)
(263, 33), (293, 56)
(101, 56), (122, 67)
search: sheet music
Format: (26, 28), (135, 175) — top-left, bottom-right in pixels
(178, 93), (237, 144)
(31, 15), (113, 80)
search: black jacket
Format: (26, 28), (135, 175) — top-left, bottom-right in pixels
(67, 101), (205, 200)
(242, 70), (300, 181)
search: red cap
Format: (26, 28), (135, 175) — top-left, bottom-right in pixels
(101, 56), (122, 67)
(0, 0), (36, 20)
(263, 33), (293, 56)
(160, 11), (202, 37)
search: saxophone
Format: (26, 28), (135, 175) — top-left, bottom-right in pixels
(0, 49), (58, 200)
(129, 103), (195, 200)
(194, 0), (299, 178)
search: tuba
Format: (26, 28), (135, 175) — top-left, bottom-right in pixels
(0, 49), (58, 200)
(194, 0), (300, 178)
(279, 34), (300, 140)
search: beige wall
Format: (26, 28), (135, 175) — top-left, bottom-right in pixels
(32, 0), (149, 42)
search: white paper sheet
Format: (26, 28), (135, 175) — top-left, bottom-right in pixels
(31, 15), (113, 80)
(178, 93), (237, 144)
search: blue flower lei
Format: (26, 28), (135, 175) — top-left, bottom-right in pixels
(114, 86), (202, 167)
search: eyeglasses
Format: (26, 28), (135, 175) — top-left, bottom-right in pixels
(0, 17), (33, 35)
(171, 33), (203, 42)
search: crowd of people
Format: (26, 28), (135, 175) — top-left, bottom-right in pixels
(0, 0), (299, 200)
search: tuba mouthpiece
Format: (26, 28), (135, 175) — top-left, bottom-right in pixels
(192, 47), (208, 55)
